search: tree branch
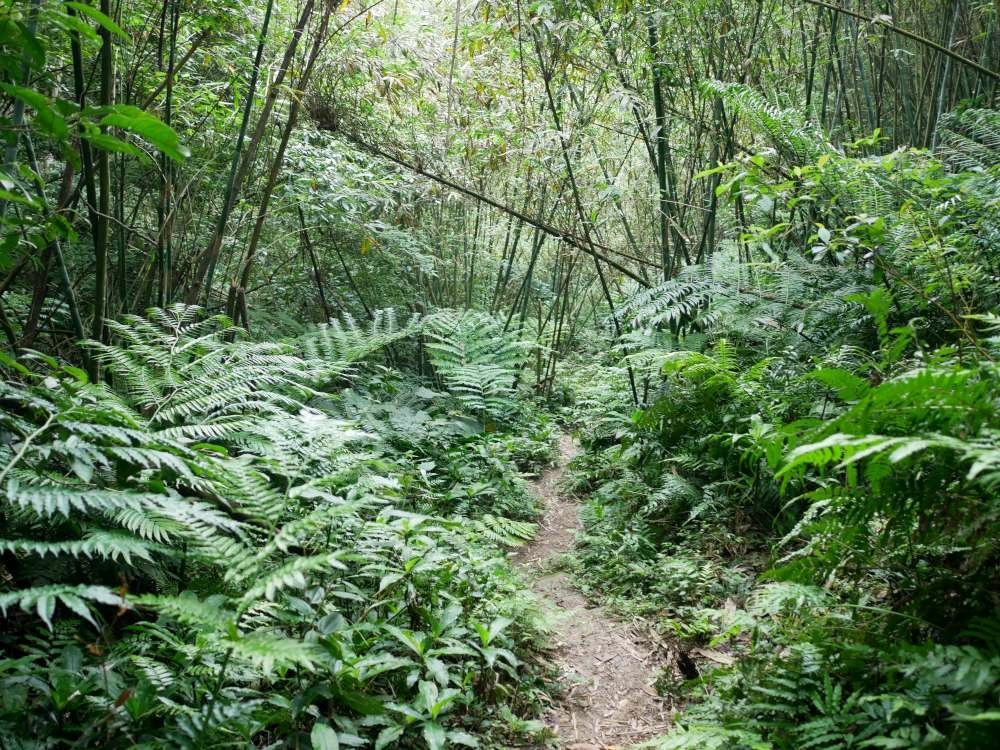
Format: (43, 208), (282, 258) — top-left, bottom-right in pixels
(334, 131), (653, 288)
(802, 0), (1000, 82)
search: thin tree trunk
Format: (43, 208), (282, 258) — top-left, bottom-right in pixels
(336, 132), (653, 286)
(235, 7), (334, 314)
(490, 212), (517, 313)
(647, 14), (672, 279)
(157, 0), (179, 305)
(931, 1), (961, 150)
(328, 229), (374, 319)
(531, 27), (639, 405)
(0, 0), (40, 222)
(183, 0), (277, 304)
(297, 206), (333, 321)
(21, 163), (75, 348)
(141, 28), (211, 110)
(21, 136), (87, 354)
(90, 0), (115, 380)
(810, 0), (999, 81)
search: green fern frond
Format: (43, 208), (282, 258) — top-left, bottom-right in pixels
(3, 482), (170, 518)
(0, 584), (128, 629)
(298, 307), (421, 370)
(935, 109), (1000, 170)
(235, 552), (349, 604)
(216, 631), (323, 674)
(422, 310), (529, 421)
(702, 80), (832, 164)
(0, 531), (165, 564)
(469, 514), (537, 546)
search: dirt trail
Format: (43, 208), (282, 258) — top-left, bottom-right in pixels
(515, 434), (671, 749)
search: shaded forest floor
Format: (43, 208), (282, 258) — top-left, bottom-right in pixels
(515, 435), (672, 749)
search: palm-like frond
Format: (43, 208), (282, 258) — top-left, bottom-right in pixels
(935, 108), (1000, 170)
(423, 310), (530, 420)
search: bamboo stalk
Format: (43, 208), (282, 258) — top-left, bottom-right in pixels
(803, 0), (999, 82)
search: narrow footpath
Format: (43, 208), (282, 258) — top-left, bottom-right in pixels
(515, 434), (671, 749)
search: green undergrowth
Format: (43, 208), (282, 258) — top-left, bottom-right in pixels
(558, 106), (1000, 750)
(0, 306), (557, 748)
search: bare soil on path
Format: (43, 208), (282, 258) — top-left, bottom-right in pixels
(514, 434), (672, 749)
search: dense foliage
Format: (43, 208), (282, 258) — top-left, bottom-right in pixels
(561, 102), (1000, 748)
(2, 0), (999, 747)
(1, 304), (558, 747)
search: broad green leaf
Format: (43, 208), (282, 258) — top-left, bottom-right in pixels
(13, 20), (46, 68)
(485, 616), (511, 645)
(0, 84), (67, 139)
(422, 722), (447, 750)
(60, 365), (89, 383)
(386, 702), (424, 721)
(0, 83), (49, 111)
(956, 710), (1000, 722)
(0, 351), (29, 374)
(375, 726), (403, 750)
(430, 688), (460, 719)
(65, 2), (127, 39)
(337, 689), (384, 716)
(447, 731), (479, 747)
(807, 368), (870, 402)
(385, 625), (425, 656)
(97, 105), (190, 162)
(81, 131), (141, 156)
(424, 656), (449, 685)
(379, 572), (403, 592)
(418, 680), (438, 712)
(310, 723), (339, 750)
(0, 189), (40, 208)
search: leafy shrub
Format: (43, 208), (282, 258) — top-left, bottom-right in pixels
(0, 306), (551, 748)
(565, 103), (1000, 749)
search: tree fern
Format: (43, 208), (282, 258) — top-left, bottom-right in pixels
(469, 514), (537, 547)
(298, 307), (421, 376)
(423, 309), (529, 422)
(702, 80), (831, 164)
